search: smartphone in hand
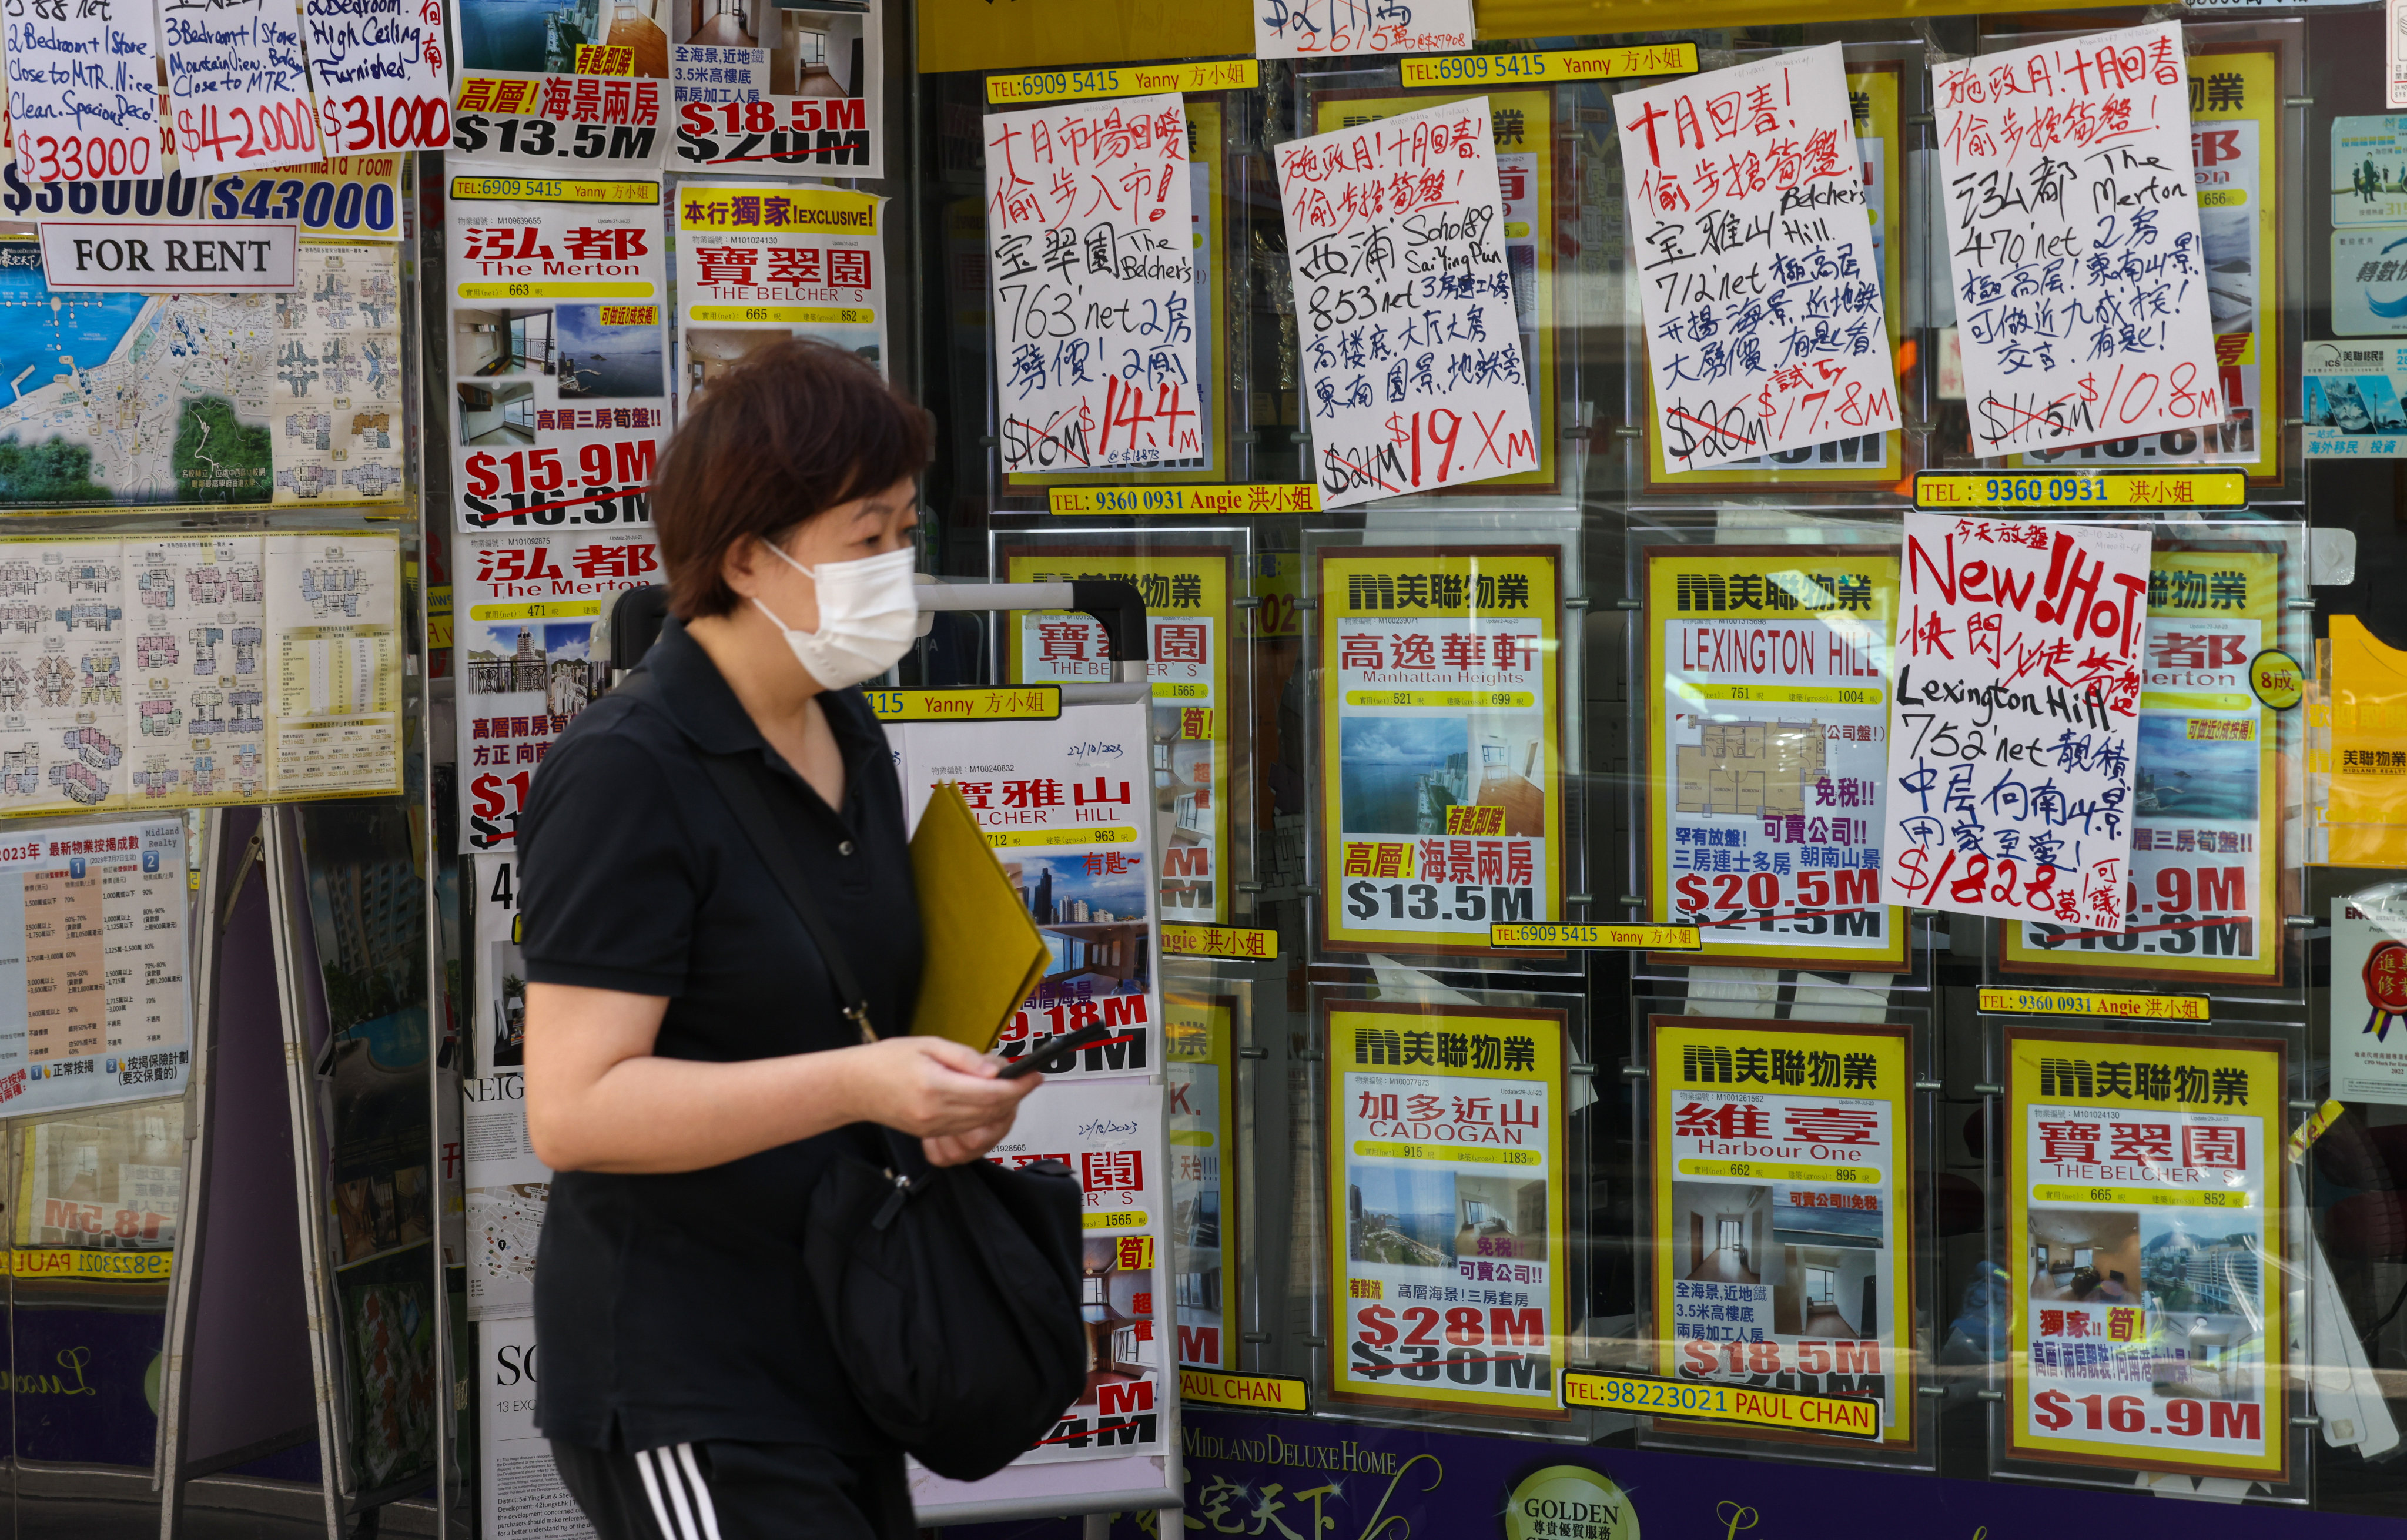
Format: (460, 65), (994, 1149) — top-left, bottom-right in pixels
(995, 1021), (1116, 1079)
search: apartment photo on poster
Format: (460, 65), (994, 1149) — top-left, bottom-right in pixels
(669, 0), (884, 176)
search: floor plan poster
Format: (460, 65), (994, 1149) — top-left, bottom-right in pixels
(2016, 49), (2281, 480)
(458, 529), (660, 853)
(1002, 544), (1233, 925)
(669, 0), (884, 177)
(1646, 65), (1904, 488)
(2006, 1027), (2287, 1484)
(892, 705), (1160, 1080)
(264, 532), (401, 796)
(1167, 992), (1236, 1371)
(2004, 545), (2282, 985)
(0, 237), (401, 508)
(1318, 547), (1561, 956)
(0, 541), (129, 813)
(1649, 1016), (1914, 1448)
(674, 182), (886, 414)
(1325, 998), (1566, 1420)
(123, 536), (268, 808)
(0, 818), (189, 1118)
(1645, 545), (1905, 970)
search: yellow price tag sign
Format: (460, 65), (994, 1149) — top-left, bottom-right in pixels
(1561, 1371), (1878, 1440)
(1914, 471), (2247, 510)
(1180, 1370), (1309, 1412)
(866, 687), (1061, 722)
(1400, 42), (1698, 86)
(1048, 484), (1321, 515)
(1161, 923), (1278, 960)
(1979, 988), (2210, 1022)
(986, 826), (1138, 849)
(1678, 1160), (1882, 1184)
(987, 58), (1259, 105)
(2031, 1184), (2254, 1209)
(1491, 923), (1700, 950)
(1082, 1210), (1150, 1230)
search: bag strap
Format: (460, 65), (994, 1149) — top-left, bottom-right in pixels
(614, 668), (876, 1044)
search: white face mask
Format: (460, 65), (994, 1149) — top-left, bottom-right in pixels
(751, 540), (919, 691)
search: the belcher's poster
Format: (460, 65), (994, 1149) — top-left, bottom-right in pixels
(1649, 1016), (1916, 1448)
(1325, 999), (1566, 1419)
(1318, 548), (1560, 956)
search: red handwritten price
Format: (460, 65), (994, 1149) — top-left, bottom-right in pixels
(322, 91), (450, 152)
(177, 98), (320, 170)
(23, 130), (154, 182)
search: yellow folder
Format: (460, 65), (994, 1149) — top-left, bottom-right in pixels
(908, 782), (1051, 1052)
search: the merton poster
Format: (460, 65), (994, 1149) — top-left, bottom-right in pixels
(1645, 545), (1906, 970)
(2003, 545), (2282, 984)
(1879, 513), (2151, 930)
(2006, 1028), (2286, 1483)
(1278, 97), (1537, 507)
(1617, 45), (1899, 473)
(1320, 547), (1559, 956)
(1936, 22), (2224, 458)
(1327, 998), (1566, 1418)
(984, 95), (1197, 476)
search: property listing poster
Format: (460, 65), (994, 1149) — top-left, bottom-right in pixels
(125, 537), (267, 808)
(263, 532), (402, 796)
(2004, 546), (2282, 985)
(892, 707), (1161, 1079)
(1002, 544), (1232, 925)
(1649, 1016), (1915, 1447)
(15, 1102), (185, 1250)
(449, 0), (667, 174)
(1254, 0), (1471, 60)
(457, 529), (660, 853)
(1291, 92), (1544, 505)
(1643, 545), (1905, 970)
(669, 0), (884, 176)
(2017, 49), (2281, 480)
(4, 0), (163, 184)
(1318, 547), (1559, 956)
(445, 173), (668, 535)
(1646, 65), (1904, 488)
(1010, 99), (1226, 489)
(463, 1070), (546, 1321)
(2303, 342), (2407, 459)
(0, 818), (190, 1119)
(1879, 513), (2151, 930)
(478, 1317), (598, 1540)
(2006, 1028), (2287, 1482)
(303, 0), (451, 158)
(2331, 889), (2407, 1105)
(1325, 998), (1567, 1419)
(1617, 45), (1899, 473)
(674, 182), (886, 415)
(157, 0), (323, 178)
(1167, 992), (1236, 1371)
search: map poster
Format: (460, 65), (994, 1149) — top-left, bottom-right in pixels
(448, 0), (668, 173)
(2331, 888), (2407, 1106)
(674, 182), (886, 417)
(1650, 1015), (1916, 1448)
(445, 174), (667, 535)
(0, 818), (190, 1119)
(2016, 48), (2282, 482)
(1318, 547), (1561, 958)
(0, 236), (400, 508)
(2005, 1027), (2287, 1484)
(1280, 96), (1534, 507)
(1325, 997), (1568, 1420)
(457, 529), (661, 853)
(669, 0), (884, 178)
(303, 0), (450, 156)
(1002, 544), (1233, 925)
(5, 0), (165, 183)
(463, 1069), (545, 1320)
(124, 536), (268, 808)
(2004, 545), (2283, 986)
(1007, 99), (1227, 491)
(1308, 88), (1558, 498)
(1937, 22), (2224, 458)
(1167, 992), (1237, 1371)
(1254, 0), (1471, 60)
(1644, 546), (1906, 972)
(159, 0), (324, 177)
(263, 531), (401, 796)
(1879, 513), (2152, 930)
(1645, 65), (1904, 489)
(984, 93), (1196, 476)
(1618, 44), (1899, 473)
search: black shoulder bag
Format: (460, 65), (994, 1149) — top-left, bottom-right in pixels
(632, 669), (1089, 1482)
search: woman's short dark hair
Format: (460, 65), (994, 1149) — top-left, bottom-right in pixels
(653, 339), (932, 619)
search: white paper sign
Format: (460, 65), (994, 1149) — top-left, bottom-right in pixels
(985, 94), (1197, 474)
(1618, 43), (1900, 472)
(304, 0), (451, 155)
(1254, 0), (1473, 61)
(1936, 22), (2224, 458)
(6, 0), (166, 182)
(1277, 96), (1536, 508)
(1880, 512), (2151, 929)
(159, 0), (323, 175)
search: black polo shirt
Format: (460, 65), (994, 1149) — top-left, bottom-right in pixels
(517, 617), (921, 1454)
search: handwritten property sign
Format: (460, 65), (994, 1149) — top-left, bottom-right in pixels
(1936, 21), (2223, 458)
(1618, 43), (1899, 471)
(1254, 0), (1473, 61)
(161, 0), (323, 175)
(984, 93), (1197, 474)
(6, 0), (165, 182)
(1879, 512), (2152, 930)
(1276, 96), (1537, 508)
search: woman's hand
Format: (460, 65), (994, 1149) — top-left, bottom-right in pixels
(844, 1035), (1040, 1141)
